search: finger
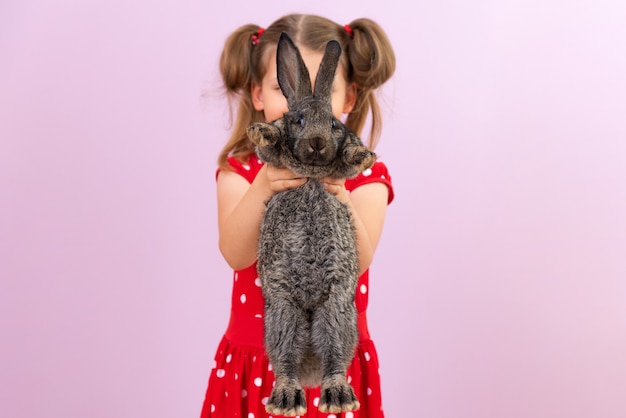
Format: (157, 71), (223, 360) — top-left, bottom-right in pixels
(271, 178), (307, 192)
(323, 182), (344, 195)
(268, 167), (303, 182)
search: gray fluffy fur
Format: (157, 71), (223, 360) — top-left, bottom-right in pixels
(246, 33), (376, 416)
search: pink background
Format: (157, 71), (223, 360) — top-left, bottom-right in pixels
(2, 1), (625, 417)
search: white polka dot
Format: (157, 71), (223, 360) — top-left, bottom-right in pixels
(360, 284), (367, 294)
(257, 159), (263, 164)
(254, 377), (263, 387)
(242, 389), (248, 398)
(248, 413), (255, 418)
(347, 375), (352, 383)
(328, 415), (337, 418)
(367, 387), (373, 396)
(364, 352), (371, 361)
(346, 413), (354, 418)
(254, 277), (262, 287)
(211, 404), (215, 413)
(235, 373), (239, 380)
(362, 168), (372, 176)
(243, 164), (250, 170)
(234, 272), (239, 282)
(261, 397), (269, 405)
(268, 363), (273, 371)
(226, 354), (232, 363)
(313, 397), (319, 407)
(254, 314), (263, 318)
(253, 356), (256, 362)
(240, 294), (247, 304)
(216, 369), (225, 378)
(225, 391), (229, 397)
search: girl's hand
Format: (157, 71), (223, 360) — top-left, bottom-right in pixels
(266, 164), (307, 193)
(322, 177), (350, 204)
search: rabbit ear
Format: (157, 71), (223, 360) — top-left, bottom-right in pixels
(313, 40), (341, 102)
(276, 32), (313, 110)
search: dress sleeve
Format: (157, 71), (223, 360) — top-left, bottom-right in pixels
(215, 155), (264, 184)
(345, 161), (395, 204)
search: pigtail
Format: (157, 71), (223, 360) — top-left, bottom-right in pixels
(346, 18), (396, 90)
(219, 24), (260, 93)
(217, 24), (265, 170)
(344, 18), (396, 149)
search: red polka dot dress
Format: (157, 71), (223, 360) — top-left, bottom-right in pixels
(200, 154), (394, 418)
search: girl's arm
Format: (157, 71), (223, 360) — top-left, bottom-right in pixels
(217, 164), (306, 270)
(218, 164), (388, 274)
(324, 181), (389, 275)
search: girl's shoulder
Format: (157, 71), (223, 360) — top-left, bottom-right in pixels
(346, 161), (395, 204)
(216, 154), (264, 184)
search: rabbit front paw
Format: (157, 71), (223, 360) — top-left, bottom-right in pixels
(318, 374), (360, 413)
(265, 377), (307, 417)
(247, 124), (274, 147)
(343, 145), (376, 172)
(247, 120), (285, 148)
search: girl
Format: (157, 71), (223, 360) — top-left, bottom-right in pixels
(201, 13), (396, 418)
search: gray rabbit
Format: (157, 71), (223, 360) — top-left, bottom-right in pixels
(246, 32), (376, 416)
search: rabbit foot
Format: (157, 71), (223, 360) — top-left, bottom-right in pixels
(265, 378), (307, 417)
(247, 121), (284, 148)
(318, 374), (360, 413)
(343, 145), (376, 171)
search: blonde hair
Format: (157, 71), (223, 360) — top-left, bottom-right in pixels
(217, 14), (396, 170)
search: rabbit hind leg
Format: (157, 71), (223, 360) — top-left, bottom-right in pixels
(264, 303), (309, 416)
(311, 304), (360, 413)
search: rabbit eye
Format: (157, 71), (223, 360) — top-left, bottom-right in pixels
(331, 120), (336, 128)
(297, 117), (304, 127)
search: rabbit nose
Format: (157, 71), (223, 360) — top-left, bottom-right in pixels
(308, 137), (327, 153)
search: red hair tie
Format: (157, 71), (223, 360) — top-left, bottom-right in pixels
(344, 24), (354, 39)
(251, 28), (265, 45)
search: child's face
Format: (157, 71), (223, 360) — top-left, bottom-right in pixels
(251, 46), (356, 123)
